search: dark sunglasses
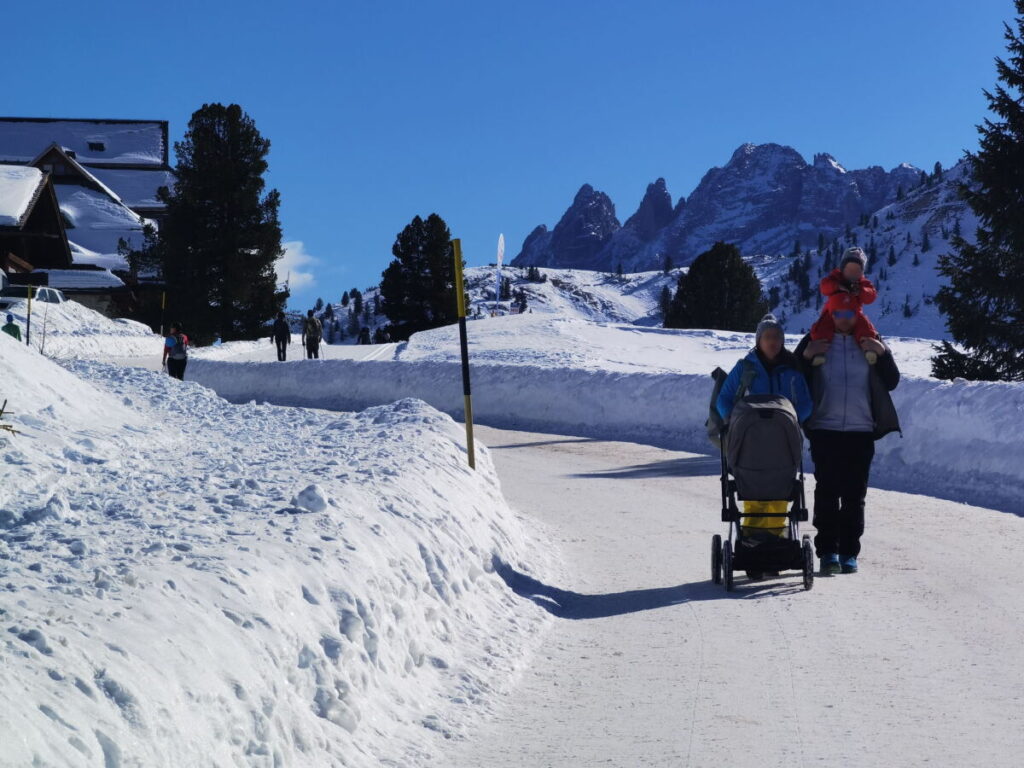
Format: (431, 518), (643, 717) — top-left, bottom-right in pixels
(832, 310), (856, 319)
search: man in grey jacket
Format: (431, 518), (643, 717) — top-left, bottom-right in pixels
(794, 312), (900, 576)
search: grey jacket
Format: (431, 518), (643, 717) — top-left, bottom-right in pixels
(793, 333), (901, 440)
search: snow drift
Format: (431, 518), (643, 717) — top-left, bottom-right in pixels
(0, 333), (551, 767)
(187, 318), (1024, 513)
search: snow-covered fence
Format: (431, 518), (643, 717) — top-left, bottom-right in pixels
(188, 358), (1024, 513)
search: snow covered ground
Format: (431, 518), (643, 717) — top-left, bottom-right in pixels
(1, 297), (158, 359)
(0, 333), (553, 767)
(449, 426), (1024, 768)
(188, 315), (1024, 513)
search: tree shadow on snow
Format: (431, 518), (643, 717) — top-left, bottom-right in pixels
(568, 455), (721, 480)
(492, 556), (801, 619)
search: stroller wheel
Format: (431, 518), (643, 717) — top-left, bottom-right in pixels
(801, 539), (814, 591)
(711, 534), (722, 584)
(723, 540), (734, 592)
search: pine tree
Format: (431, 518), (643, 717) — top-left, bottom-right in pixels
(352, 290), (363, 316)
(888, 244), (897, 266)
(663, 254), (674, 274)
(921, 229), (931, 252)
(934, 1), (1024, 380)
(155, 103), (284, 343)
(379, 213), (461, 340)
(913, 252), (921, 267)
(664, 242), (767, 331)
(616, 262), (623, 277)
(314, 297), (324, 312)
(933, 160), (944, 179)
(341, 291), (349, 307)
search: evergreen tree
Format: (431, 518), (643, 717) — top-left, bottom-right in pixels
(324, 303), (334, 319)
(888, 244), (897, 266)
(921, 228), (932, 252)
(379, 213), (461, 340)
(616, 262), (623, 277)
(913, 252), (921, 267)
(933, 160), (944, 179)
(314, 297), (324, 312)
(663, 254), (674, 274)
(341, 291), (350, 307)
(934, 1), (1024, 380)
(155, 103), (284, 343)
(352, 290), (363, 316)
(664, 242), (767, 331)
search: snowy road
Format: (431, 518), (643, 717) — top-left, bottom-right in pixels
(451, 426), (1024, 768)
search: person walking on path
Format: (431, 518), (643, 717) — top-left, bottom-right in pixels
(162, 322), (190, 380)
(301, 310), (322, 360)
(716, 313), (813, 578)
(272, 311), (290, 361)
(1, 313), (21, 342)
(794, 310), (901, 576)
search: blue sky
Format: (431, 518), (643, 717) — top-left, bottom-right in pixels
(5, 0), (1016, 309)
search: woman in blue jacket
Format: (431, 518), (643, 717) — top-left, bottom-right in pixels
(716, 314), (812, 574)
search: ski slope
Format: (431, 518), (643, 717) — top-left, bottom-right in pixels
(449, 426), (1024, 768)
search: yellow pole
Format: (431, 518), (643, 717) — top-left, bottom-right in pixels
(453, 239), (475, 469)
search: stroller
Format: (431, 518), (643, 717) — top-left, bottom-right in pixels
(711, 391), (814, 592)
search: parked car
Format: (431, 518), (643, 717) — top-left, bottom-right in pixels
(0, 285), (66, 310)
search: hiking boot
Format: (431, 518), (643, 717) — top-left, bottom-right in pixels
(811, 355), (826, 367)
(864, 351), (878, 365)
(820, 554), (841, 576)
(840, 557), (859, 574)
(745, 570), (764, 581)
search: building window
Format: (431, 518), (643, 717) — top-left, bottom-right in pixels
(88, 141), (106, 152)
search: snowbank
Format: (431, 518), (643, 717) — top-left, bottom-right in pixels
(188, 333), (1024, 513)
(0, 337), (551, 766)
(2, 296), (159, 359)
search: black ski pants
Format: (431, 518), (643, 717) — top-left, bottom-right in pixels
(275, 338), (288, 361)
(305, 339), (320, 359)
(167, 357), (187, 380)
(809, 430), (875, 560)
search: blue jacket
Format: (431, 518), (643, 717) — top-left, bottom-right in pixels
(716, 348), (813, 423)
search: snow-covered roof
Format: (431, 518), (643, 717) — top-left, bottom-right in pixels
(0, 118), (167, 167)
(89, 167), (175, 209)
(57, 185), (146, 268)
(33, 268), (125, 290)
(0, 165), (45, 227)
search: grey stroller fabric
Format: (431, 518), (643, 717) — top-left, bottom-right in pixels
(726, 394), (802, 501)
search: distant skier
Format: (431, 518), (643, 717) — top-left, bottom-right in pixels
(301, 310), (322, 359)
(162, 322), (190, 380)
(358, 327), (371, 345)
(1, 313), (21, 342)
(271, 311), (290, 361)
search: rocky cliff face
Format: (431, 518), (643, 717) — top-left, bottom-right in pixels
(513, 184), (620, 269)
(512, 143), (931, 271)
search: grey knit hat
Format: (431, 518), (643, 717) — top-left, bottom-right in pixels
(755, 313), (783, 343)
(841, 246), (867, 271)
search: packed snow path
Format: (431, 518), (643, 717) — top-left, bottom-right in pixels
(451, 426), (1024, 768)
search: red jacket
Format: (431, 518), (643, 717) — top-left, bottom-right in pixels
(820, 268), (876, 310)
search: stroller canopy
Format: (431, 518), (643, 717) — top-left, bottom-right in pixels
(726, 394), (803, 501)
